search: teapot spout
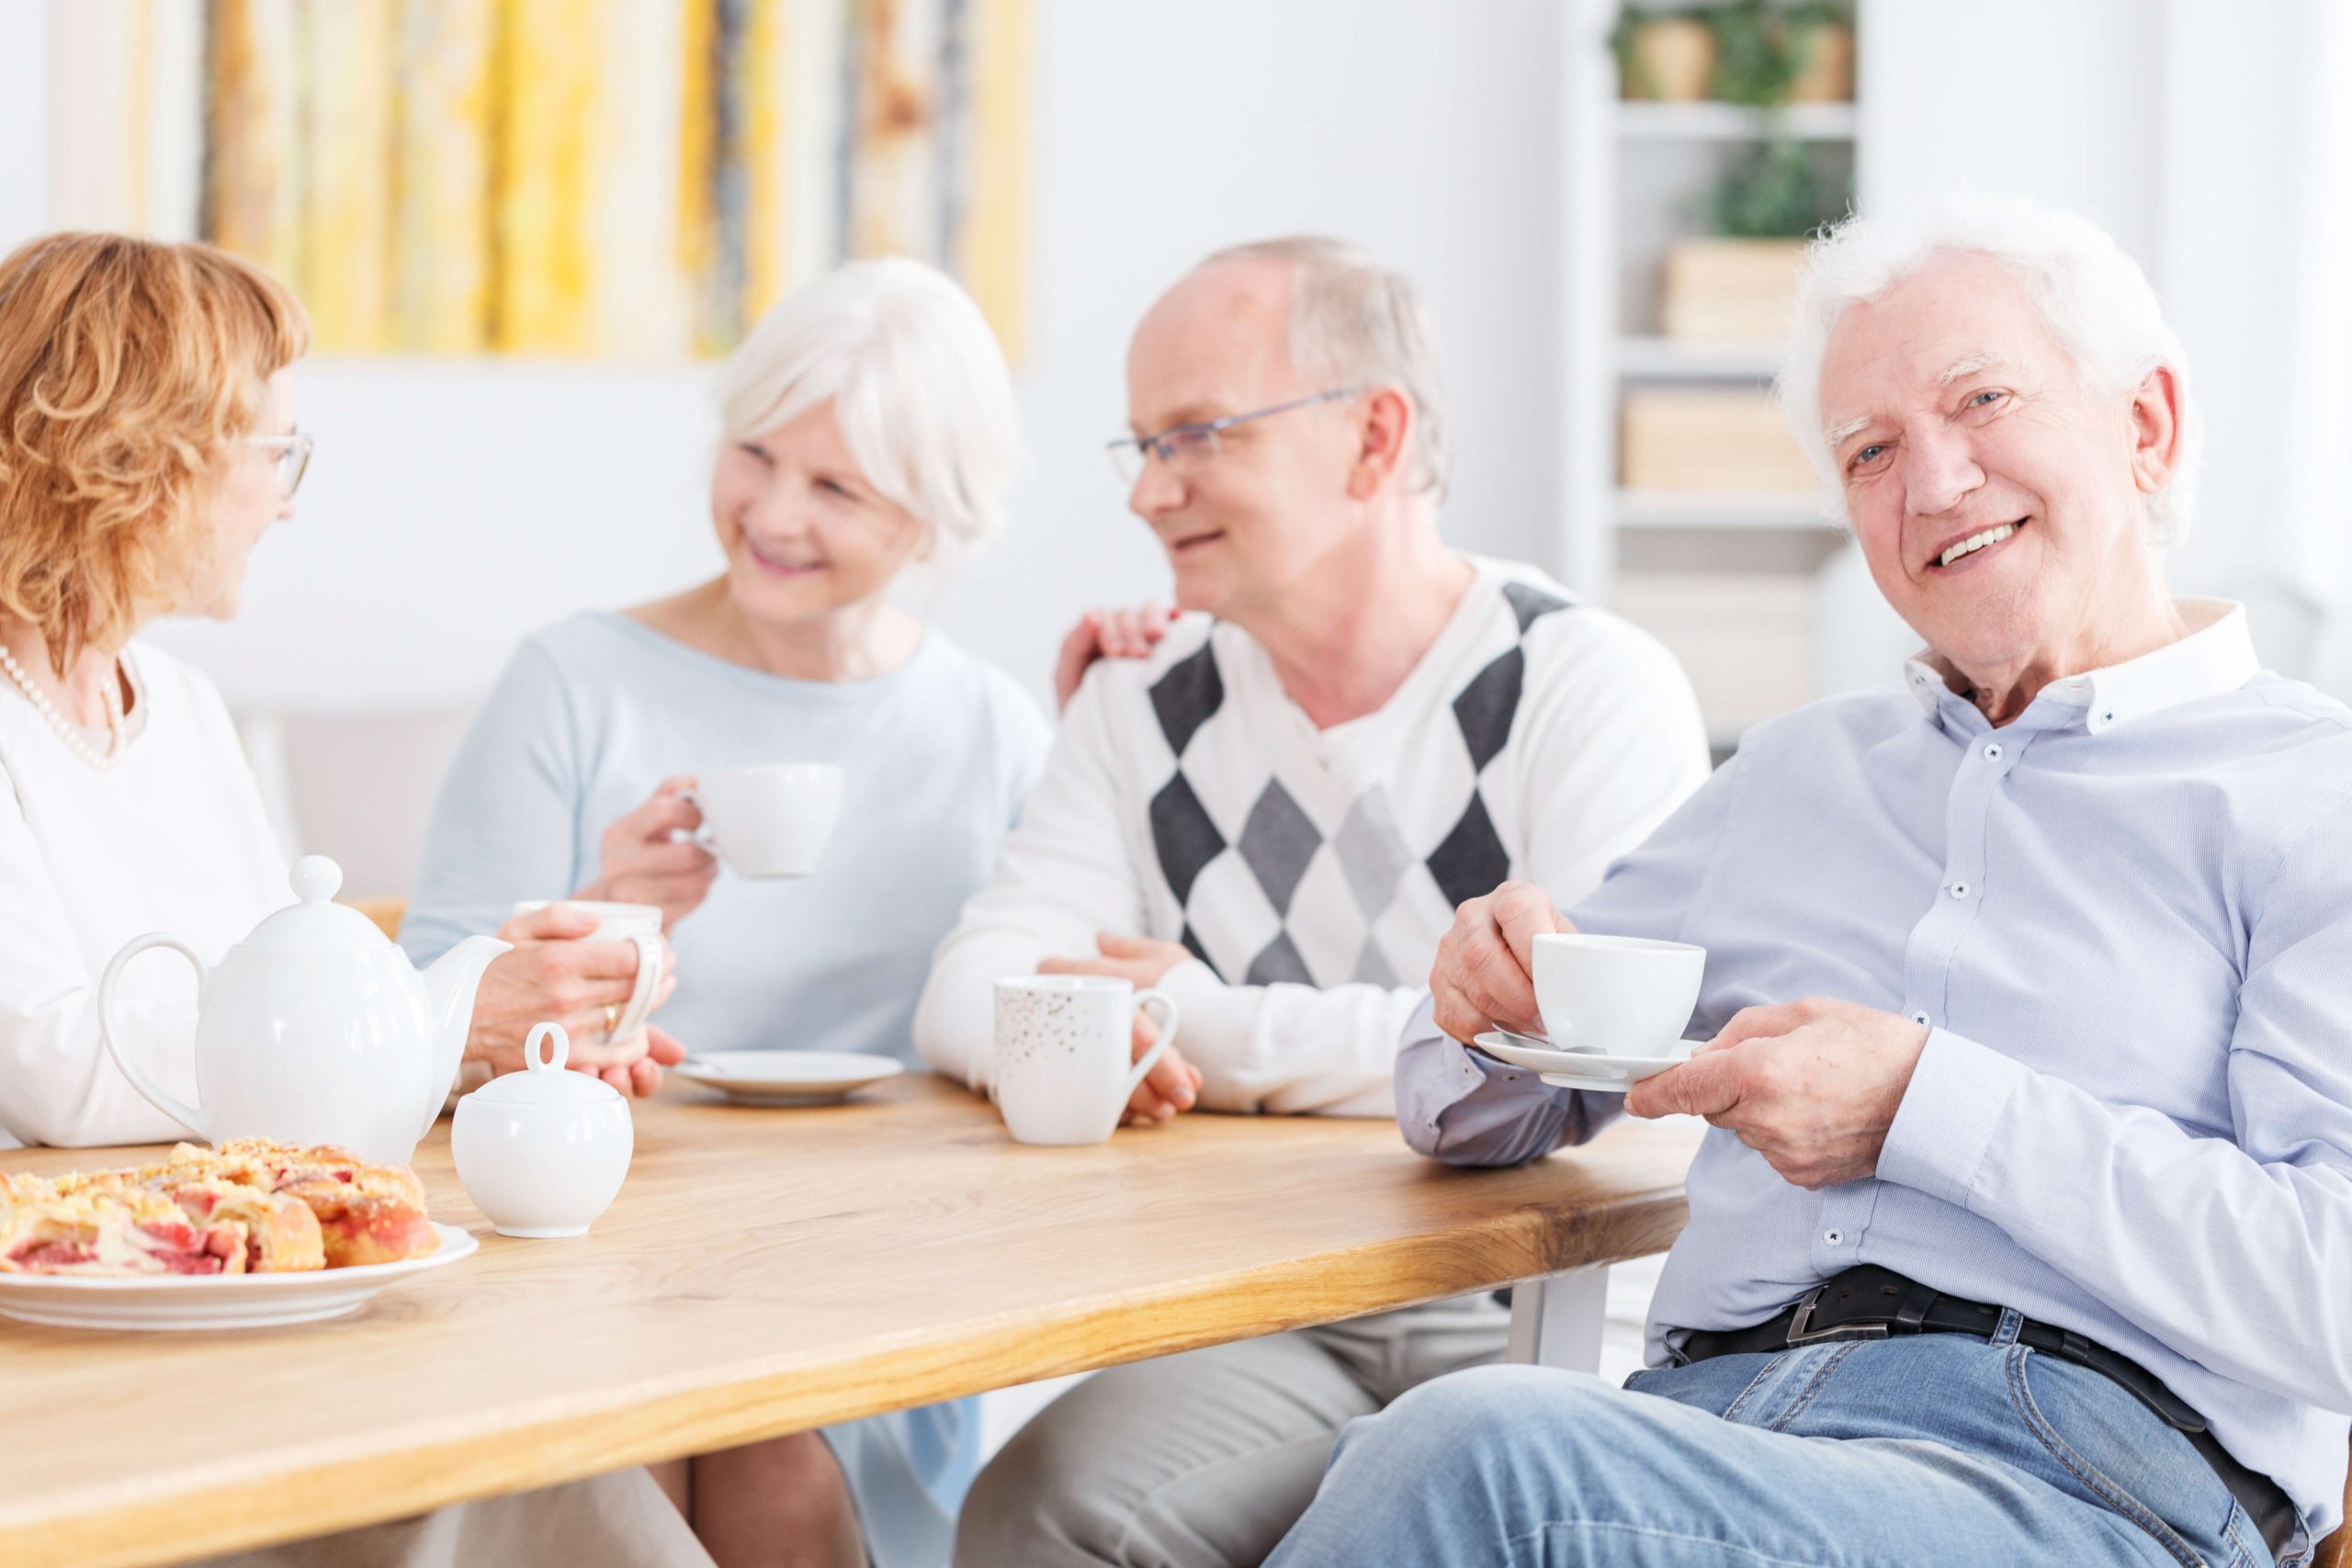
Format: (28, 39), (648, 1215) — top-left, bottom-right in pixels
(420, 935), (514, 1137)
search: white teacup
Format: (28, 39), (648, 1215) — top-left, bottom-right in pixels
(993, 976), (1181, 1146)
(514, 899), (665, 1049)
(1532, 932), (1706, 1057)
(688, 764), (842, 878)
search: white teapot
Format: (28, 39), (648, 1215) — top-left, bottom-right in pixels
(100, 855), (511, 1166)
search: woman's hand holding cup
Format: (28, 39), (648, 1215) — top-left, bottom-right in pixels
(581, 777), (718, 930)
(468, 902), (682, 1098)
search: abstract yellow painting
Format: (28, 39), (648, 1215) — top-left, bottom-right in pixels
(46, 0), (1030, 360)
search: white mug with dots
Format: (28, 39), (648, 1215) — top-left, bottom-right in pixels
(992, 976), (1182, 1145)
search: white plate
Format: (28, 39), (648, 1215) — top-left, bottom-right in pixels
(1488, 1027), (1600, 1055)
(0, 1222), (478, 1332)
(1472, 1031), (1694, 1093)
(674, 1051), (905, 1107)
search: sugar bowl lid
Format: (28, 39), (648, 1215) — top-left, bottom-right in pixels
(469, 1022), (625, 1106)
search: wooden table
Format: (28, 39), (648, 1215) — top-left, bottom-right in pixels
(0, 1076), (1698, 1568)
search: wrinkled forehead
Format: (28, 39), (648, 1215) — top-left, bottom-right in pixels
(1817, 252), (2067, 438)
(1125, 261), (1303, 428)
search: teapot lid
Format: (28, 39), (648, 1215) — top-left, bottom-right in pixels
(469, 1023), (625, 1106)
(242, 856), (397, 954)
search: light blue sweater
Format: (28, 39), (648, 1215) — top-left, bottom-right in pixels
(404, 611), (1050, 1066)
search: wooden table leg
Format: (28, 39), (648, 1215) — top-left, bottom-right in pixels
(1506, 1265), (1610, 1372)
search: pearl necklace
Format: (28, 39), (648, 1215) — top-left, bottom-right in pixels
(0, 641), (124, 772)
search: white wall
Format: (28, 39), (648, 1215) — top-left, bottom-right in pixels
(8, 0), (2345, 885)
(0, 2), (44, 233)
(7, 0), (1571, 717)
(1857, 0), (2165, 255)
(3, 0), (1572, 884)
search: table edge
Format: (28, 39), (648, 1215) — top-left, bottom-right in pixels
(0, 1187), (1689, 1568)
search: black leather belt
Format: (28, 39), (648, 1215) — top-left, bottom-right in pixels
(1676, 1268), (2297, 1563)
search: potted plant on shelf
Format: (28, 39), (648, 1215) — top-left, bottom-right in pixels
(1612, 9), (1718, 102)
(1783, 3), (1856, 103)
(1704, 0), (1854, 106)
(1630, 1), (1855, 342)
(1663, 138), (1849, 340)
(1613, 1), (1855, 107)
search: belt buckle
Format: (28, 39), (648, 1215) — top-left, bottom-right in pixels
(1785, 1282), (1889, 1348)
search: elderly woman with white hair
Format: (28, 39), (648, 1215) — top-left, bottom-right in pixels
(1269, 196), (2352, 1568)
(402, 257), (1047, 1568)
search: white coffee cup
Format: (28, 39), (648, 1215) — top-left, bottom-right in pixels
(686, 763), (842, 878)
(1531, 932), (1706, 1057)
(513, 899), (666, 1048)
(993, 976), (1182, 1146)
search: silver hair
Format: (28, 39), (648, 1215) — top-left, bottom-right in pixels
(1200, 236), (1451, 499)
(712, 256), (1023, 562)
(1778, 195), (2200, 547)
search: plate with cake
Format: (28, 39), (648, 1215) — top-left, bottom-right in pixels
(0, 1136), (471, 1330)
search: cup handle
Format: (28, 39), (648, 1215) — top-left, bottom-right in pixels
(1121, 989), (1182, 1097)
(678, 786), (718, 853)
(607, 930), (664, 1043)
(98, 934), (211, 1139)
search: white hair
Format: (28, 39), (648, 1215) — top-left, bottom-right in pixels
(1778, 195), (2201, 547)
(1200, 236), (1451, 499)
(712, 256), (1022, 562)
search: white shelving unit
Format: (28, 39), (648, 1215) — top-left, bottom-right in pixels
(1614, 333), (1784, 378)
(1614, 488), (1837, 530)
(1559, 0), (1863, 755)
(1614, 100), (1858, 141)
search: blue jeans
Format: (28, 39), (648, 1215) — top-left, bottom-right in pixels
(1265, 1312), (2287, 1568)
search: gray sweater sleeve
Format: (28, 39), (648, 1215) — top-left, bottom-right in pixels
(401, 637), (590, 965)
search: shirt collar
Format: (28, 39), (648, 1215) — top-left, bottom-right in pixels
(1903, 599), (2258, 735)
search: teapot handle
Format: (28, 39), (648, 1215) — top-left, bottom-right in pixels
(98, 934), (212, 1141)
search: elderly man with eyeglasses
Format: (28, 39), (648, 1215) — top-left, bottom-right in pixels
(1261, 197), (2352, 1568)
(915, 237), (1709, 1566)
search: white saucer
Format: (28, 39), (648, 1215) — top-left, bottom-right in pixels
(0, 1222), (477, 1332)
(1471, 1032), (1694, 1094)
(674, 1051), (905, 1107)
(1488, 1027), (1599, 1055)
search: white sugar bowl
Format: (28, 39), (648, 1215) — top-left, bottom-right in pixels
(452, 1024), (634, 1238)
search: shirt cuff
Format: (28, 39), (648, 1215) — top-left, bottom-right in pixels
(1875, 1027), (2028, 1209)
(1396, 996), (1574, 1158)
(1156, 959), (1253, 1066)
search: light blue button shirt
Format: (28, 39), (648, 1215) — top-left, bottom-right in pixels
(1396, 601), (2352, 1535)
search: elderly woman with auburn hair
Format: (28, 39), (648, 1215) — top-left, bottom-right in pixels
(0, 232), (682, 1145)
(0, 233), (711, 1564)
(0, 231), (311, 1147)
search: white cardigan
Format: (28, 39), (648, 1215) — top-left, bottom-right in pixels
(0, 643), (288, 1148)
(914, 558), (1712, 1117)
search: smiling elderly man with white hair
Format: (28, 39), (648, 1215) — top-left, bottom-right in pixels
(1262, 197), (2352, 1568)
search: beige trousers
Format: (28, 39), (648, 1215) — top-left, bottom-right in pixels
(183, 1466), (713, 1568)
(954, 1292), (1510, 1568)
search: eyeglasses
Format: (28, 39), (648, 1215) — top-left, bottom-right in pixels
(1105, 387), (1363, 485)
(245, 430), (313, 497)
